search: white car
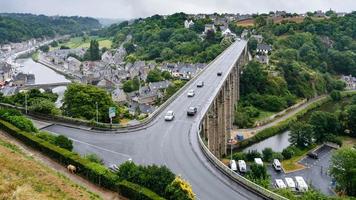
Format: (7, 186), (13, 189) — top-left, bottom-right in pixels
(164, 110), (175, 121)
(238, 160), (247, 173)
(109, 164), (119, 172)
(254, 158), (263, 166)
(187, 90), (195, 97)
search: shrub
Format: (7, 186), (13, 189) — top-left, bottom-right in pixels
(282, 148), (294, 159)
(117, 161), (175, 198)
(54, 135), (73, 151)
(118, 180), (165, 200)
(165, 176), (195, 200)
(272, 152), (284, 161)
(262, 148), (274, 162)
(6, 116), (37, 132)
(245, 150), (262, 162)
(330, 90), (341, 101)
(85, 153), (104, 165)
(35, 131), (56, 144)
(232, 152), (246, 161)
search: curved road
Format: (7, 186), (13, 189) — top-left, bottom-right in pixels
(44, 40), (264, 200)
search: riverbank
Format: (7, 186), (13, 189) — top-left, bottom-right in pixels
(233, 90), (356, 151)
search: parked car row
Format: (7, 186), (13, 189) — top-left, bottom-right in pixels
(229, 158), (282, 173)
(274, 176), (308, 192)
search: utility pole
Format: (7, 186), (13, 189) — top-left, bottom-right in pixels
(25, 93), (28, 114)
(95, 101), (98, 123)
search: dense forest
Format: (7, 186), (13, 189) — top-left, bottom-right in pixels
(0, 13), (101, 44)
(236, 12), (356, 128)
(103, 12), (232, 63)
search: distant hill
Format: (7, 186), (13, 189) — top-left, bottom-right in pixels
(97, 18), (126, 27)
(0, 13), (101, 44)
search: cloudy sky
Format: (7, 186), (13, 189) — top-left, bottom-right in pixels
(0, 0), (355, 19)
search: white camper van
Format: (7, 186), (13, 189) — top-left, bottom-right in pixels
(273, 159), (282, 171)
(229, 160), (237, 172)
(285, 177), (296, 191)
(238, 160), (247, 173)
(295, 176), (308, 192)
(275, 179), (287, 189)
(254, 158), (263, 166)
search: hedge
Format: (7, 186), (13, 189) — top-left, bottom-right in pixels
(235, 91), (356, 150)
(0, 119), (165, 199)
(118, 180), (166, 200)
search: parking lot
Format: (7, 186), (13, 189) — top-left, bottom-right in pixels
(268, 145), (335, 195)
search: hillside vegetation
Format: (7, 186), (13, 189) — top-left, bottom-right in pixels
(236, 12), (356, 128)
(0, 13), (101, 44)
(104, 12), (232, 63)
(0, 136), (101, 200)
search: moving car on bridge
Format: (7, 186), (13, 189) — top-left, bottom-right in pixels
(187, 106), (197, 116)
(164, 110), (175, 121)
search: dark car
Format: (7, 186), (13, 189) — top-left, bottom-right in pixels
(197, 81), (204, 87)
(217, 71), (222, 76)
(187, 107), (197, 116)
(307, 152), (318, 159)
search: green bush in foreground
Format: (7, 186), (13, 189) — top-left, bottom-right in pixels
(118, 180), (166, 200)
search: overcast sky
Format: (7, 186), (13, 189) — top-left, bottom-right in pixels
(0, 0), (355, 19)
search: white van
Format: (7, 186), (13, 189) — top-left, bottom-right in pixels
(275, 179), (287, 189)
(273, 159), (282, 171)
(254, 158), (263, 166)
(238, 160), (247, 173)
(229, 160), (237, 171)
(295, 176), (308, 192)
(285, 177), (296, 191)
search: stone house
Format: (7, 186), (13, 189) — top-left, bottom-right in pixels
(256, 44), (272, 54)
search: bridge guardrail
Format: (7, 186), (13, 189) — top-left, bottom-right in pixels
(197, 130), (288, 200)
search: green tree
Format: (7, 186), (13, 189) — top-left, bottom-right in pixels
(309, 111), (340, 143)
(62, 83), (117, 122)
(28, 98), (60, 115)
(54, 135), (73, 151)
(147, 68), (164, 82)
(39, 45), (49, 52)
(345, 105), (356, 136)
(289, 122), (314, 148)
(248, 38), (258, 52)
(262, 148), (274, 162)
(330, 90), (341, 101)
(330, 148), (356, 196)
(84, 40), (100, 61)
(160, 47), (175, 60)
(254, 16), (267, 27)
(246, 163), (270, 188)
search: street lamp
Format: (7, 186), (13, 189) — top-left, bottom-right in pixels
(95, 102), (98, 123)
(25, 94), (27, 114)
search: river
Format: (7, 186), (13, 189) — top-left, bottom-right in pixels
(16, 58), (70, 107)
(243, 131), (290, 153)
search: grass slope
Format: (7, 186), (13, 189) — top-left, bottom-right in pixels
(0, 138), (102, 200)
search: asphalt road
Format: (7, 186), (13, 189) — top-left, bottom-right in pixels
(44, 40), (264, 200)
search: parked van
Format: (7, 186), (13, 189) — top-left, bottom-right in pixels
(254, 158), (263, 166)
(273, 159), (282, 171)
(229, 160), (237, 172)
(238, 160), (247, 173)
(285, 177), (296, 191)
(275, 179), (287, 189)
(295, 176), (308, 192)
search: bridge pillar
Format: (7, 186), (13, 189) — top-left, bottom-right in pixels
(217, 89), (226, 158)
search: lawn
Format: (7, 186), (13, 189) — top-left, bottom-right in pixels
(281, 146), (315, 173)
(253, 110), (275, 122)
(0, 138), (101, 200)
(60, 36), (112, 49)
(341, 136), (356, 148)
